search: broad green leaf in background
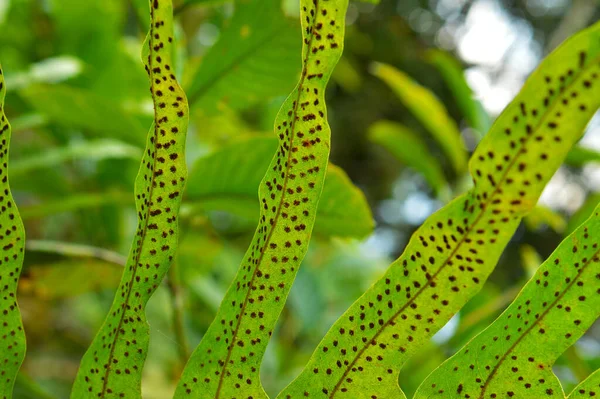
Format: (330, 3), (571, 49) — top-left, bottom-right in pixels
(174, 0), (348, 397)
(371, 62), (468, 174)
(565, 144), (600, 167)
(414, 204), (600, 398)
(70, 0), (189, 397)
(278, 21), (600, 399)
(10, 139), (142, 176)
(21, 85), (148, 145)
(186, 136), (374, 238)
(368, 120), (448, 196)
(568, 369), (600, 398)
(426, 49), (491, 138)
(0, 64), (27, 398)
(186, 0), (302, 113)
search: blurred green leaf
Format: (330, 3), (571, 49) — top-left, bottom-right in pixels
(524, 205), (567, 233)
(22, 260), (122, 299)
(565, 144), (600, 167)
(20, 191), (132, 220)
(13, 373), (57, 399)
(186, 0), (302, 113)
(25, 239), (127, 266)
(368, 120), (448, 196)
(11, 139), (142, 176)
(566, 193), (600, 234)
(21, 84), (147, 144)
(5, 56), (84, 90)
(426, 49), (491, 138)
(519, 243), (543, 276)
(186, 136), (374, 238)
(175, 0), (231, 14)
(332, 56), (363, 93)
(371, 61), (468, 174)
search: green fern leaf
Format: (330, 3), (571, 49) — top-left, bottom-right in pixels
(0, 64), (27, 399)
(174, 0), (348, 397)
(371, 62), (468, 175)
(414, 203), (600, 398)
(277, 21), (600, 399)
(569, 369), (600, 398)
(70, 0), (189, 397)
(186, 136), (374, 238)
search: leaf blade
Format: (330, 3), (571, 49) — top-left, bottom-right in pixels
(278, 20), (600, 399)
(368, 120), (448, 195)
(568, 369), (600, 398)
(0, 64), (27, 399)
(414, 204), (600, 398)
(186, 136), (374, 238)
(371, 62), (468, 174)
(174, 0), (348, 397)
(186, 0), (302, 113)
(70, 1), (189, 397)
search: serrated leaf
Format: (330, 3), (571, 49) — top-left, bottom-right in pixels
(0, 64), (27, 398)
(70, 1), (189, 397)
(414, 204), (600, 398)
(278, 21), (600, 399)
(568, 369), (600, 398)
(186, 0), (302, 113)
(186, 136), (373, 238)
(368, 120), (448, 195)
(174, 0), (348, 397)
(371, 62), (468, 174)
(426, 49), (491, 138)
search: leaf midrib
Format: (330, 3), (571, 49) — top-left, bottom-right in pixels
(212, 3), (320, 397)
(327, 51), (598, 398)
(99, 16), (163, 397)
(478, 244), (600, 398)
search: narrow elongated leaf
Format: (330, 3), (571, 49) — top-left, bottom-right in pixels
(10, 139), (142, 176)
(368, 120), (448, 195)
(569, 369), (600, 398)
(0, 64), (27, 398)
(414, 204), (600, 399)
(186, 0), (301, 113)
(426, 49), (491, 138)
(174, 0), (348, 397)
(70, 1), (189, 397)
(565, 144), (600, 167)
(371, 62), (468, 174)
(186, 136), (373, 238)
(278, 21), (600, 399)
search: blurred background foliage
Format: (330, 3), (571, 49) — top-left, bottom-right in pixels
(0, 0), (599, 397)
